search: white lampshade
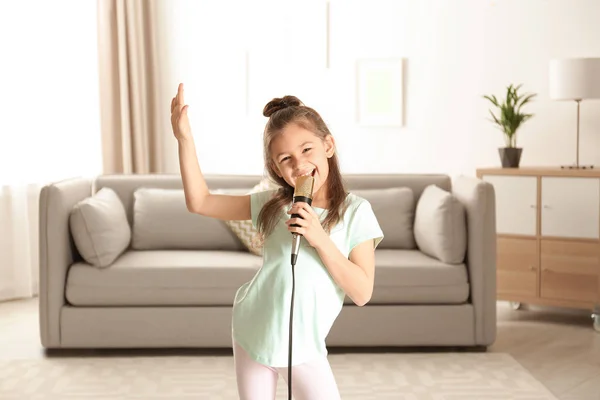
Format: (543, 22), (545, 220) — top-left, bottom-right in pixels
(549, 58), (600, 100)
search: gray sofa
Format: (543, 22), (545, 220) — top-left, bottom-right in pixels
(38, 173), (497, 350)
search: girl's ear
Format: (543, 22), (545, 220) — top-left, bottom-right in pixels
(324, 135), (335, 158)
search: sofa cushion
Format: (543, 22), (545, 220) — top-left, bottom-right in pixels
(344, 249), (469, 305)
(66, 250), (262, 306)
(414, 184), (467, 264)
(131, 188), (246, 251)
(352, 187), (416, 249)
(66, 248), (468, 307)
(69, 187), (131, 268)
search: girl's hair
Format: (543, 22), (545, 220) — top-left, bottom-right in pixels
(255, 95), (348, 245)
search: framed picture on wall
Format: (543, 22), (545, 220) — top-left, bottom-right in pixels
(356, 58), (404, 127)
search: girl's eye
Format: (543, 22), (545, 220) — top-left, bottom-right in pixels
(280, 156), (290, 163)
(303, 148), (312, 153)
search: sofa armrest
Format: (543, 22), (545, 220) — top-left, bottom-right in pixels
(452, 175), (497, 346)
(39, 177), (92, 348)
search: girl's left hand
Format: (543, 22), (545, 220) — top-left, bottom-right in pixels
(286, 202), (327, 247)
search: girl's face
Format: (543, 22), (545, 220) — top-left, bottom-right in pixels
(270, 122), (335, 201)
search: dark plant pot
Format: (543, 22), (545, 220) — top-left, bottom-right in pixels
(498, 147), (522, 168)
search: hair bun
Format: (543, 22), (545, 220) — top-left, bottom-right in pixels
(263, 95), (303, 117)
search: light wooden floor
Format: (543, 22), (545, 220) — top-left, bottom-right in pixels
(1, 298), (599, 400)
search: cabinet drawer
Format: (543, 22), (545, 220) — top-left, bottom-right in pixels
(482, 175), (537, 236)
(540, 239), (599, 303)
(541, 177), (600, 239)
(497, 237), (538, 297)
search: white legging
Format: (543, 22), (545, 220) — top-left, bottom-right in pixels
(233, 340), (341, 400)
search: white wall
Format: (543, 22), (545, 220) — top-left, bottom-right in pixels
(162, 0), (600, 178)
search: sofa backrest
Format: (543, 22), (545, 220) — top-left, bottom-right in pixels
(93, 173), (451, 252)
(343, 174), (451, 199)
(94, 173), (451, 221)
(94, 174), (261, 252)
(94, 174), (260, 225)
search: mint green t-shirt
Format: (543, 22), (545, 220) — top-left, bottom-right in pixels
(231, 190), (384, 367)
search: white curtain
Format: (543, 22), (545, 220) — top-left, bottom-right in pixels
(0, 1), (102, 302)
(97, 0), (171, 175)
(0, 186), (40, 301)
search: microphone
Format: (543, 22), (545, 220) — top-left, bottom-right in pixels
(287, 172), (315, 400)
(290, 173), (315, 266)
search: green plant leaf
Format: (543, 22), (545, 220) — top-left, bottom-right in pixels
(517, 93), (537, 114)
(483, 83), (536, 147)
(483, 94), (499, 107)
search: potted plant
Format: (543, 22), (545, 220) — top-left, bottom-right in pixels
(483, 84), (536, 168)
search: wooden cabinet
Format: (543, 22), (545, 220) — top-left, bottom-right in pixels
(540, 177), (600, 239)
(496, 237), (538, 298)
(482, 175), (537, 236)
(477, 167), (600, 320)
(540, 239), (599, 304)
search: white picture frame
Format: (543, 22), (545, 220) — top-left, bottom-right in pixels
(356, 58), (404, 127)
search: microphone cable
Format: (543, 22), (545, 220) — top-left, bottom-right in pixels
(288, 247), (297, 400)
(287, 173), (314, 400)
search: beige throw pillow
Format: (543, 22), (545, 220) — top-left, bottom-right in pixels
(223, 177), (279, 256)
(414, 184), (467, 264)
(69, 187), (131, 268)
(352, 187), (416, 249)
(131, 188), (245, 251)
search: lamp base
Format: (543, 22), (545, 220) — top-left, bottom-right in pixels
(560, 164), (594, 169)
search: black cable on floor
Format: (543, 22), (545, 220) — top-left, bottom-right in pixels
(288, 262), (295, 400)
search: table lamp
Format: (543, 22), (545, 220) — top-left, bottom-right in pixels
(549, 57), (600, 169)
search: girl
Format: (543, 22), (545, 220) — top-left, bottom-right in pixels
(171, 83), (383, 400)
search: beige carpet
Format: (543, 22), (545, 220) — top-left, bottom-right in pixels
(0, 352), (558, 399)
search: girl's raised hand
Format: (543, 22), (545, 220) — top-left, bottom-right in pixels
(170, 83), (191, 141)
